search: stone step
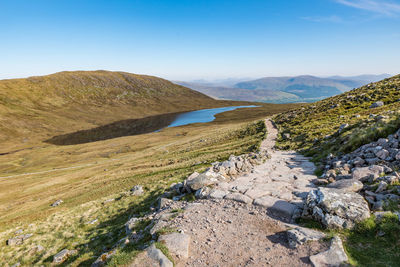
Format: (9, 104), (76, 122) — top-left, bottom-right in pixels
(253, 196), (298, 222)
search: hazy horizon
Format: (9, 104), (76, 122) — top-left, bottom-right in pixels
(0, 70), (393, 83)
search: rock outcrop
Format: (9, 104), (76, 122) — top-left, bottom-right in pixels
(322, 128), (400, 215)
(303, 188), (370, 229)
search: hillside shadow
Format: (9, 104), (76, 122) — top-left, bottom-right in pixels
(45, 112), (181, 145)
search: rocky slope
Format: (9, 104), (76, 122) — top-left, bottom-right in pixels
(318, 129), (400, 216)
(274, 74), (400, 161)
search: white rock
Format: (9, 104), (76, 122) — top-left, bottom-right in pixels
(53, 249), (77, 264)
(224, 193), (253, 204)
(158, 233), (190, 259)
(253, 196), (297, 222)
(303, 188), (370, 229)
(287, 227), (326, 248)
(146, 244), (173, 267)
(309, 236), (348, 267)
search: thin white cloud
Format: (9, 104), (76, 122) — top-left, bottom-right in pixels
(301, 15), (344, 23)
(335, 0), (400, 16)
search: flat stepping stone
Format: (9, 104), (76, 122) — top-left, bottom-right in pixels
(158, 233), (190, 259)
(230, 184), (252, 193)
(216, 182), (230, 191)
(271, 190), (293, 201)
(271, 176), (293, 183)
(245, 188), (272, 199)
(244, 182), (291, 199)
(224, 193), (253, 204)
(326, 179), (363, 192)
(7, 234), (33, 246)
(293, 179), (314, 190)
(209, 189), (228, 199)
(251, 176), (271, 183)
(231, 176), (254, 184)
(253, 196), (297, 222)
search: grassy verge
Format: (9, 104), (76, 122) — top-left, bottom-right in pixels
(344, 213), (400, 266)
(299, 213), (400, 267)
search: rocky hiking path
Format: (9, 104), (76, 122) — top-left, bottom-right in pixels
(195, 119), (318, 223)
(129, 120), (349, 267)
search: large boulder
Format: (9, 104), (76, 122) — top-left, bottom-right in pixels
(369, 101), (384, 108)
(375, 149), (389, 160)
(186, 171), (220, 191)
(352, 165), (385, 182)
(254, 196), (298, 222)
(326, 179), (363, 192)
(158, 233), (190, 259)
(225, 193), (252, 204)
(303, 188), (370, 229)
(309, 236), (348, 267)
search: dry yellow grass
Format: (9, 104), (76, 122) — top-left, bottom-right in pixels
(0, 71), (300, 266)
(0, 103), (299, 266)
(0, 70), (257, 152)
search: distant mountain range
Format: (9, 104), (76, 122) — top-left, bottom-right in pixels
(175, 74), (392, 103)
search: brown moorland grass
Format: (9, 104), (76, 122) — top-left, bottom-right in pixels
(0, 85), (299, 266)
(0, 120), (264, 266)
(0, 104), (298, 226)
(0, 70), (262, 153)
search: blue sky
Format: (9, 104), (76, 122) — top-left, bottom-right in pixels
(0, 0), (399, 80)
